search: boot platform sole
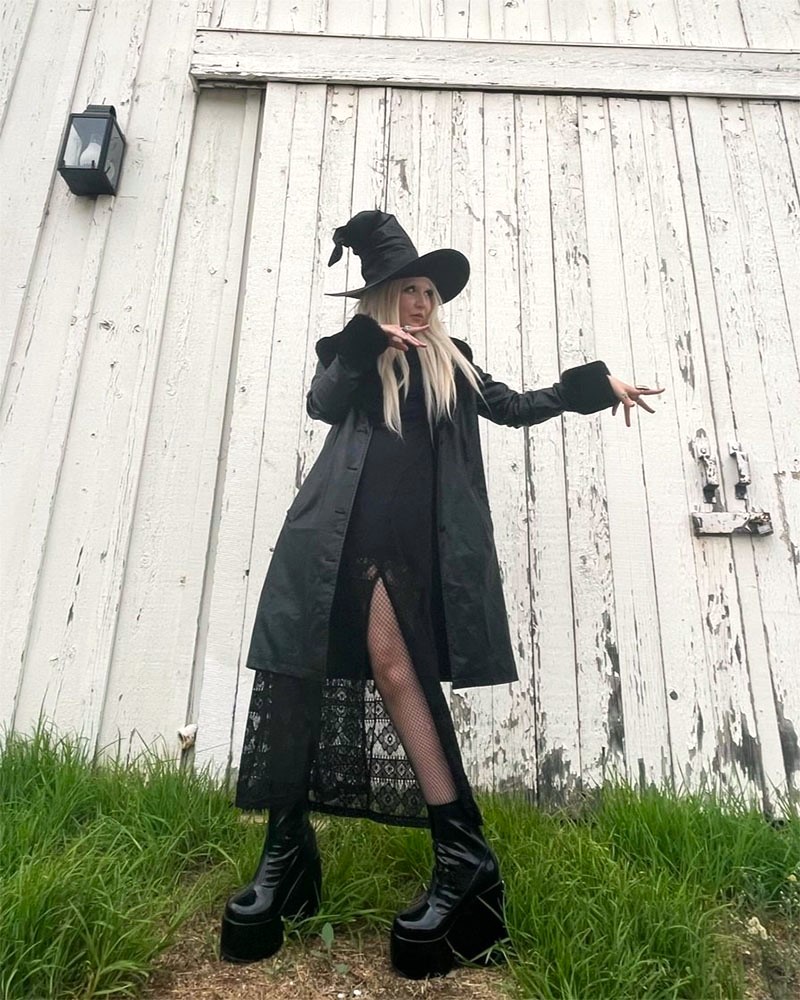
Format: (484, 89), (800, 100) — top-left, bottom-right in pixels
(390, 880), (507, 979)
(219, 860), (321, 964)
(220, 912), (284, 963)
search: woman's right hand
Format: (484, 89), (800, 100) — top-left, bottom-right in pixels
(379, 324), (429, 352)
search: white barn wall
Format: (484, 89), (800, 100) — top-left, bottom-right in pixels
(1, 0), (798, 808)
(207, 0), (799, 47)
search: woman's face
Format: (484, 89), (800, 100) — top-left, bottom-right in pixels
(397, 276), (436, 328)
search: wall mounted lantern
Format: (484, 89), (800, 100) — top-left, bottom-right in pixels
(57, 104), (126, 196)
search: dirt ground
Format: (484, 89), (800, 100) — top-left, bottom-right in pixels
(144, 913), (514, 1000)
(144, 910), (800, 1000)
(738, 913), (800, 1000)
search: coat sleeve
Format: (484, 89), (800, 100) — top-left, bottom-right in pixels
(451, 338), (619, 428)
(306, 314), (388, 424)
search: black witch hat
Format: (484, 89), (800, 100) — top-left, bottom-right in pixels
(326, 210), (469, 304)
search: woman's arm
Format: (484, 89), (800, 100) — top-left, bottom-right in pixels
(475, 361), (618, 427)
(306, 315), (388, 423)
(452, 339), (619, 428)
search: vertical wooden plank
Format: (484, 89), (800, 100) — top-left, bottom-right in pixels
(466, 0), (490, 38)
(265, 0), (327, 31)
(0, 193), (102, 731)
(349, 87), (389, 213)
(779, 100), (800, 366)
(385, 88), (422, 239)
(291, 84), (368, 569)
(428, 0), (447, 36)
(194, 83), (295, 772)
(293, 83), (361, 570)
(720, 97), (800, 789)
(515, 92), (583, 802)
(371, 0), (389, 34)
(385, 0), (430, 35)
(209, 0), (257, 28)
(781, 102), (800, 180)
(9, 0), (207, 741)
(672, 0), (748, 46)
(0, 0), (95, 389)
(680, 96), (792, 799)
(210, 0), (260, 29)
(326, 0), (374, 33)
(549, 0), (616, 43)
(579, 95), (668, 789)
(640, 97), (763, 798)
(0, 0), (163, 732)
(750, 103), (800, 381)
(611, 0), (682, 44)
(228, 83), (329, 763)
(449, 89), (490, 788)
(416, 91), (453, 258)
(486, 0), (505, 37)
(436, 0), (471, 38)
(547, 94), (625, 791)
(97, 89), (259, 757)
(613, 95), (762, 796)
(491, 0), (541, 39)
(479, 91), (534, 793)
(738, 0), (800, 48)
(0, 0), (36, 132)
(523, 0), (551, 40)
(489, 0), (535, 37)
(343, 87), (389, 300)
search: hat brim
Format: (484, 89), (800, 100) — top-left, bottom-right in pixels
(325, 249), (470, 305)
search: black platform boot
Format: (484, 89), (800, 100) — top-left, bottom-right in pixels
(219, 801), (322, 963)
(390, 799), (507, 979)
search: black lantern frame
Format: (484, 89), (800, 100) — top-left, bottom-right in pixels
(57, 104), (126, 196)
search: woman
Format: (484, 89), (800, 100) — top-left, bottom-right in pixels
(219, 210), (664, 978)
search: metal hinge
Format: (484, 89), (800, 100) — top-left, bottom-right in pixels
(691, 437), (772, 537)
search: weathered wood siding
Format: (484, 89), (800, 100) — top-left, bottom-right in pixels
(206, 0), (799, 47)
(1, 0), (798, 810)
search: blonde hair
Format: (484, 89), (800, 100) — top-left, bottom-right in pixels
(355, 278), (483, 435)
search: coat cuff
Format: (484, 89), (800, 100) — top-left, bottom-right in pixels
(315, 314), (388, 373)
(559, 360), (618, 414)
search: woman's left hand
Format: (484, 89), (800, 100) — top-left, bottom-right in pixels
(607, 375), (666, 428)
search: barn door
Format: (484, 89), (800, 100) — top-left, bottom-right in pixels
(195, 83), (800, 807)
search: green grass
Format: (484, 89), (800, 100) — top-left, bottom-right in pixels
(0, 725), (249, 999)
(1, 726), (798, 999)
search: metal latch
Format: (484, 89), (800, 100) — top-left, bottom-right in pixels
(691, 509), (773, 536)
(691, 437), (772, 537)
(691, 437), (720, 503)
(729, 441), (751, 500)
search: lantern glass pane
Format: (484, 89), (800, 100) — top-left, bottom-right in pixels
(62, 117), (108, 169)
(105, 125), (124, 186)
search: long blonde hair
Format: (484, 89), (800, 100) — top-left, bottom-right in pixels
(355, 278), (483, 435)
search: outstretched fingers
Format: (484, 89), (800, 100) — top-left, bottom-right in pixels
(380, 323), (429, 352)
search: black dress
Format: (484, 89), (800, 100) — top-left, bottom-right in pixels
(236, 347), (482, 828)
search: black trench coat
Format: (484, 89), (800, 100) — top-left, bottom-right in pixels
(246, 314), (618, 690)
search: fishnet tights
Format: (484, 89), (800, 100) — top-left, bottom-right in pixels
(366, 577), (457, 806)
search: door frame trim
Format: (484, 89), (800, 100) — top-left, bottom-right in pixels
(190, 29), (800, 100)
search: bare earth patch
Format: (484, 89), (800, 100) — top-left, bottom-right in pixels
(740, 914), (800, 1000)
(145, 909), (800, 1000)
(144, 913), (514, 1000)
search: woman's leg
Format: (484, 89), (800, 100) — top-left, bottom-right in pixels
(366, 577), (457, 805)
(221, 672), (323, 964)
(365, 579), (507, 979)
